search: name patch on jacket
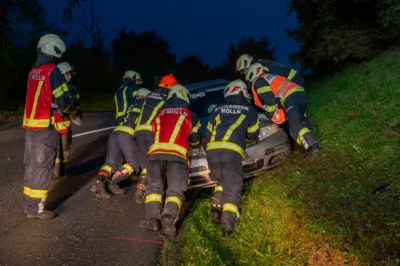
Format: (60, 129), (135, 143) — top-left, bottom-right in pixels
(30, 69), (46, 81)
(159, 108), (189, 117)
(215, 105), (249, 114)
(148, 93), (167, 101)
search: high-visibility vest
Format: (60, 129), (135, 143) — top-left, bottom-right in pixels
(252, 73), (305, 124)
(148, 107), (193, 161)
(22, 63), (67, 134)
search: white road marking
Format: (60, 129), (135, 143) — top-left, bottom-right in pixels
(72, 126), (115, 138)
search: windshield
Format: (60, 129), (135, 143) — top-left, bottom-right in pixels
(190, 85), (226, 118)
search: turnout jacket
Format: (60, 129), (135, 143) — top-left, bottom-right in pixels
(205, 95), (260, 158)
(115, 79), (140, 125)
(114, 97), (146, 136)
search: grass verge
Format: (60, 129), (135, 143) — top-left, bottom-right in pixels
(162, 49), (400, 265)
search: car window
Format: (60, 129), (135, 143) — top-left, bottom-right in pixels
(190, 86), (226, 117)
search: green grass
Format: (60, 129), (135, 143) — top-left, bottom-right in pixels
(161, 49), (400, 265)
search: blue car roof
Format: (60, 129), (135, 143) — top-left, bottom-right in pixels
(185, 79), (229, 91)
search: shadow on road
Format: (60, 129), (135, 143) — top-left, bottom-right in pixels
(46, 135), (109, 213)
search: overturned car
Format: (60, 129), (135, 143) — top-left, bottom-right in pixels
(187, 79), (292, 189)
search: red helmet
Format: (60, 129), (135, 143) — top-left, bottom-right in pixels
(158, 74), (178, 89)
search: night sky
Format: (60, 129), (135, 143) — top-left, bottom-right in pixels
(41, 0), (299, 69)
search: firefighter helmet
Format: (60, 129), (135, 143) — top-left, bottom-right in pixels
(57, 62), (74, 75)
(168, 84), (191, 104)
(236, 54), (254, 73)
(245, 63), (264, 83)
(224, 79), (250, 102)
(138, 88), (151, 98)
(37, 34), (66, 58)
(123, 70), (142, 84)
(158, 74), (178, 89)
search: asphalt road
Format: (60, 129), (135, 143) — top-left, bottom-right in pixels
(0, 113), (162, 266)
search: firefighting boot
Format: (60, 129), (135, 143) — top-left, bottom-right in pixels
(211, 187), (223, 224)
(52, 163), (61, 179)
(91, 174), (111, 199)
(139, 219), (161, 232)
(27, 210), (57, 219)
(160, 214), (177, 238)
(135, 173), (147, 204)
(220, 211), (239, 236)
(108, 169), (129, 195)
(301, 133), (322, 161)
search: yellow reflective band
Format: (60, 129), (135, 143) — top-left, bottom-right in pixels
(297, 127), (311, 144)
(206, 121), (213, 133)
(169, 114), (185, 143)
(64, 120), (71, 127)
(23, 186), (31, 196)
(114, 125), (134, 135)
(257, 85), (272, 94)
(145, 193), (163, 204)
(30, 81), (44, 119)
(207, 141), (246, 158)
(62, 83), (69, 92)
(145, 101), (165, 125)
(52, 84), (64, 98)
(281, 87), (305, 105)
(223, 203), (239, 216)
(22, 118), (50, 128)
(149, 143), (187, 156)
(63, 104), (71, 113)
(248, 119), (260, 133)
(100, 165), (113, 174)
(132, 107), (141, 113)
(55, 158), (67, 164)
(114, 93), (118, 119)
(141, 168), (147, 175)
(288, 69), (297, 81)
(189, 140), (200, 146)
(192, 121), (201, 133)
(76, 93), (80, 100)
(214, 186), (223, 193)
(223, 114), (246, 141)
(116, 86), (129, 118)
(165, 196), (182, 211)
(154, 117), (161, 143)
(121, 163), (134, 175)
(132, 90), (138, 97)
(265, 104), (276, 113)
(135, 125), (152, 131)
(210, 114), (221, 142)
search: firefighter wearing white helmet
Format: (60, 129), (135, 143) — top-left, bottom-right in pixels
(245, 63), (321, 158)
(91, 87), (150, 199)
(52, 62), (82, 179)
(114, 70), (142, 125)
(139, 84), (201, 237)
(22, 33), (72, 219)
(205, 79), (260, 235)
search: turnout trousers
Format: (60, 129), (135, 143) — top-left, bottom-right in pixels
(99, 131), (139, 177)
(207, 150), (243, 220)
(144, 159), (188, 221)
(54, 123), (72, 177)
(284, 93), (318, 150)
(23, 128), (58, 215)
(134, 131), (154, 175)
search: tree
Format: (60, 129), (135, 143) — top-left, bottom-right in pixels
(63, 0), (89, 21)
(79, 0), (104, 51)
(212, 36), (277, 80)
(111, 27), (176, 88)
(174, 55), (211, 84)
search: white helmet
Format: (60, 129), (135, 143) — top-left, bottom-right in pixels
(123, 70), (142, 84)
(168, 84), (191, 104)
(224, 79), (250, 102)
(138, 88), (151, 98)
(57, 62), (74, 75)
(37, 34), (66, 58)
(245, 63), (264, 83)
(236, 54), (254, 72)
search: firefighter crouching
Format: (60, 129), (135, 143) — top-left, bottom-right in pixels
(115, 70), (142, 125)
(91, 88), (151, 198)
(205, 79), (260, 234)
(139, 84), (201, 237)
(245, 63), (321, 158)
(133, 74), (178, 204)
(52, 62), (82, 179)
(22, 34), (72, 219)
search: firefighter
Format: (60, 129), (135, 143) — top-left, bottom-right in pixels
(133, 74), (178, 204)
(245, 63), (321, 157)
(236, 54), (304, 87)
(91, 88), (151, 198)
(52, 62), (82, 179)
(139, 84), (201, 237)
(205, 79), (260, 234)
(115, 70), (142, 125)
(22, 34), (72, 219)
